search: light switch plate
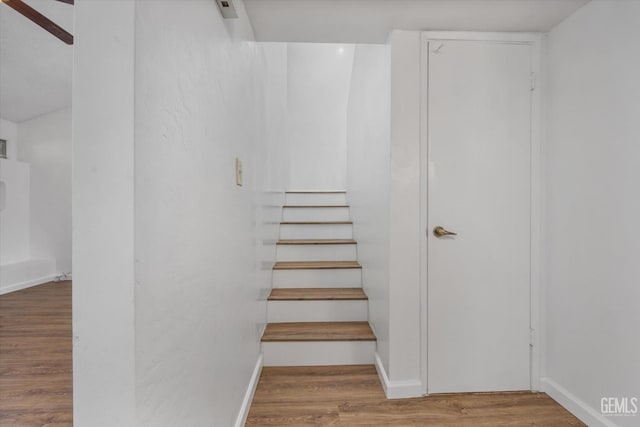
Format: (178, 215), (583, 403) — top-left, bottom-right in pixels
(235, 158), (243, 186)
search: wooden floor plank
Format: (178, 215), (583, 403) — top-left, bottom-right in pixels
(261, 322), (376, 342)
(273, 261), (361, 270)
(268, 288), (367, 301)
(3, 282), (584, 427)
(284, 205), (349, 208)
(246, 365), (586, 427)
(280, 221), (353, 225)
(286, 191), (346, 194)
(0, 281), (73, 426)
(277, 239), (356, 245)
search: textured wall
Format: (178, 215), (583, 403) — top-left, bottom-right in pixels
(73, 1), (136, 425)
(346, 44), (391, 375)
(134, 1), (288, 425)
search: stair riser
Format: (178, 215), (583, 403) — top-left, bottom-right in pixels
(267, 300), (368, 322)
(276, 244), (357, 262)
(280, 224), (352, 239)
(285, 193), (347, 206)
(272, 268), (362, 288)
(282, 207), (350, 222)
(262, 341), (376, 366)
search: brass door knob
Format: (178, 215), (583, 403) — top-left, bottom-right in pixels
(433, 226), (457, 238)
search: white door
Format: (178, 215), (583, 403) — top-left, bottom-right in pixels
(426, 40), (532, 393)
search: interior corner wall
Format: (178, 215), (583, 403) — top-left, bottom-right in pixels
(0, 118), (18, 160)
(18, 108), (72, 274)
(346, 44), (391, 375)
(543, 1), (640, 425)
(134, 1), (287, 426)
(72, 1), (136, 426)
(287, 43), (353, 190)
(387, 30), (423, 389)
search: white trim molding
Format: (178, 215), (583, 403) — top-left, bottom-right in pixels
(541, 377), (619, 427)
(233, 353), (263, 427)
(375, 353), (423, 399)
(0, 274), (59, 295)
(419, 31), (542, 44)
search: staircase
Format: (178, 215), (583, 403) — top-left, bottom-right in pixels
(261, 191), (376, 366)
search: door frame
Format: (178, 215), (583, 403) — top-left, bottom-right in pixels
(419, 31), (543, 395)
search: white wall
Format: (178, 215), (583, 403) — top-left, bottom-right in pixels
(0, 118), (30, 267)
(0, 160), (30, 265)
(18, 108), (72, 274)
(543, 1), (640, 425)
(287, 43), (353, 190)
(387, 31), (423, 389)
(74, 1), (290, 425)
(73, 1), (136, 425)
(134, 1), (288, 426)
(346, 45), (391, 374)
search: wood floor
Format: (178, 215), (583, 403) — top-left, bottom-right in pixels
(246, 365), (585, 426)
(0, 282), (585, 427)
(0, 281), (73, 427)
(277, 239), (356, 245)
(268, 288), (367, 301)
(262, 322), (376, 342)
(273, 261), (361, 270)
(280, 221), (354, 225)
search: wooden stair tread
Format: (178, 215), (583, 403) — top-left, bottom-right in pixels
(273, 261), (361, 270)
(284, 205), (349, 208)
(261, 322), (376, 342)
(280, 221), (353, 225)
(277, 239), (356, 245)
(269, 288), (367, 301)
(286, 191), (346, 194)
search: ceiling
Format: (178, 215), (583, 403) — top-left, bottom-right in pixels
(244, 0), (590, 43)
(0, 0), (591, 122)
(0, 0), (73, 123)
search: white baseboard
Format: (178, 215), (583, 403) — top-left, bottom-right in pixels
(234, 353), (263, 427)
(0, 274), (58, 295)
(541, 377), (619, 427)
(375, 353), (423, 399)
